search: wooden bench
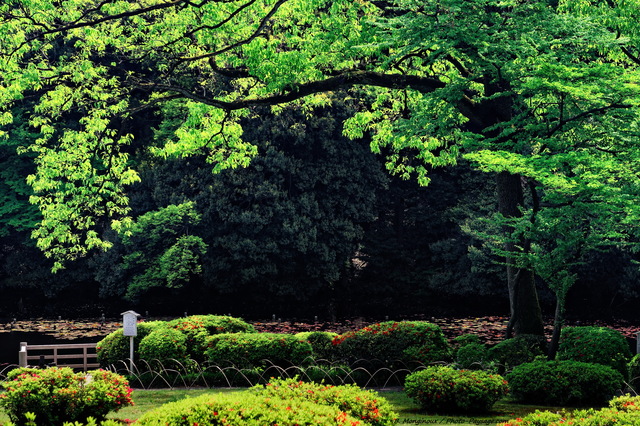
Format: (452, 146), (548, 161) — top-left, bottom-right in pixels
(18, 341), (100, 372)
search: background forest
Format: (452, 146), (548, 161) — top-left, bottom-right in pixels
(1, 100), (638, 321)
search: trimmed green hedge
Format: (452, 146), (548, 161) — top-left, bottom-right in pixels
(507, 360), (625, 406)
(332, 321), (451, 367)
(96, 321), (166, 367)
(557, 326), (631, 379)
(169, 315), (256, 361)
(205, 332), (314, 368)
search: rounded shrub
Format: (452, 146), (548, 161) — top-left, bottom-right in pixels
(295, 331), (338, 361)
(556, 326), (631, 379)
(0, 367), (133, 425)
(253, 377), (398, 426)
(456, 342), (489, 370)
(169, 315), (256, 361)
(139, 327), (190, 369)
(488, 334), (547, 372)
(404, 366), (509, 413)
(96, 320), (166, 367)
(205, 332), (314, 368)
(332, 321), (451, 368)
(507, 360), (625, 406)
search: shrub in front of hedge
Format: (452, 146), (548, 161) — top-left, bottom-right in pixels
(556, 326), (631, 379)
(169, 315), (256, 361)
(0, 367), (132, 426)
(252, 377), (398, 426)
(205, 332), (313, 368)
(499, 395), (640, 426)
(507, 360), (624, 406)
(487, 334), (547, 372)
(404, 366), (508, 413)
(295, 331), (338, 361)
(136, 391), (363, 426)
(139, 327), (191, 369)
(332, 321), (451, 367)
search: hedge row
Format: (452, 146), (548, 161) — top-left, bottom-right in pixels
(97, 317), (453, 370)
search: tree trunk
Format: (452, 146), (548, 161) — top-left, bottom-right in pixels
(547, 293), (565, 360)
(496, 172), (545, 337)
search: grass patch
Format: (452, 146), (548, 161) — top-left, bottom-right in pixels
(0, 387), (580, 426)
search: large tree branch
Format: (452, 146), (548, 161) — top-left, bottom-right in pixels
(547, 103), (633, 137)
(137, 71), (448, 109)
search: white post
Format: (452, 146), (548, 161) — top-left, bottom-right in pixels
(129, 335), (134, 372)
(19, 342), (27, 367)
(121, 310), (140, 373)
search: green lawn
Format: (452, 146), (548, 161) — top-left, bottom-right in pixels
(0, 387), (571, 426)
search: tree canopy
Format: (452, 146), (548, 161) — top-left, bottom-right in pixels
(2, 0), (640, 331)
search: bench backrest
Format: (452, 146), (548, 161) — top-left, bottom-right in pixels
(19, 341), (100, 372)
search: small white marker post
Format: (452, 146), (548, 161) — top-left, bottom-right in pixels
(121, 310), (140, 373)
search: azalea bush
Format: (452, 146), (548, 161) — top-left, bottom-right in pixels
(507, 360), (624, 406)
(498, 395), (640, 426)
(252, 377), (398, 426)
(136, 392), (363, 426)
(404, 366), (508, 412)
(332, 321), (451, 368)
(0, 367), (133, 425)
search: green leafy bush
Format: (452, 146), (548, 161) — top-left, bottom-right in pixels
(136, 391), (363, 426)
(488, 334), (547, 372)
(169, 315), (256, 361)
(0, 367), (133, 425)
(556, 326), (631, 379)
(139, 327), (190, 369)
(455, 342), (489, 370)
(507, 360), (624, 406)
(499, 395), (640, 426)
(332, 321), (451, 368)
(404, 366), (508, 413)
(205, 332), (314, 368)
(96, 321), (166, 367)
(2, 412), (123, 426)
(253, 377), (398, 426)
(297, 364), (357, 385)
(452, 334), (481, 348)
(295, 331), (338, 360)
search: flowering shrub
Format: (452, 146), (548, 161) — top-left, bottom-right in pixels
(557, 326), (631, 379)
(499, 395), (640, 426)
(136, 391), (364, 426)
(96, 321), (166, 367)
(252, 377), (398, 426)
(332, 321), (451, 368)
(507, 360), (624, 405)
(138, 327), (192, 369)
(404, 366), (508, 413)
(169, 315), (256, 361)
(0, 367), (133, 425)
(205, 332), (314, 368)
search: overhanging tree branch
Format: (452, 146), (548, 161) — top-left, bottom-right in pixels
(136, 71), (448, 109)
